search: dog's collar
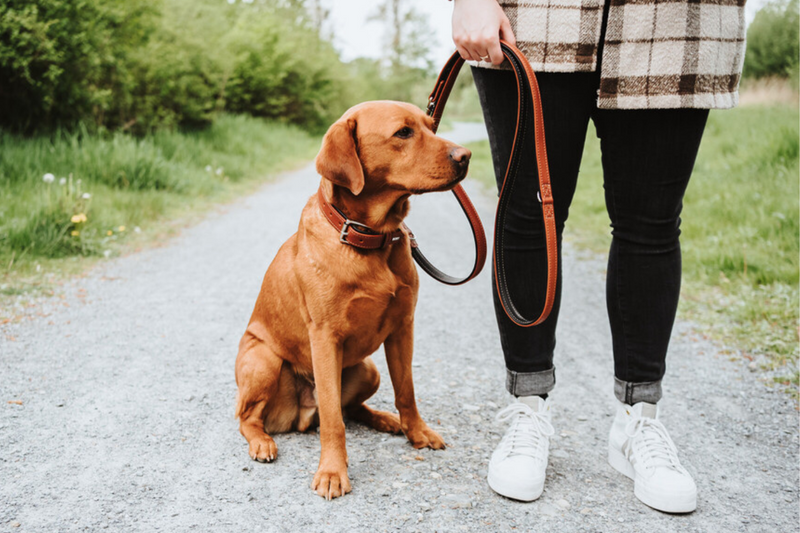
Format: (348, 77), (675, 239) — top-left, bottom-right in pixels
(316, 189), (405, 249)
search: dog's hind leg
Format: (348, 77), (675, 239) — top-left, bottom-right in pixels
(342, 357), (402, 434)
(235, 333), (283, 463)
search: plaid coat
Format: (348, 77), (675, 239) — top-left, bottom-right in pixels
(475, 0), (747, 109)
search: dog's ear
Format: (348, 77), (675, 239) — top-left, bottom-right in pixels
(316, 118), (365, 196)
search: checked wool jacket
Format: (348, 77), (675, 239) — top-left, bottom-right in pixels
(473, 0), (747, 109)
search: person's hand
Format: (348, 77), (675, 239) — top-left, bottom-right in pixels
(452, 0), (516, 65)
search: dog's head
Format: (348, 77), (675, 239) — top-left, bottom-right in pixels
(315, 101), (471, 197)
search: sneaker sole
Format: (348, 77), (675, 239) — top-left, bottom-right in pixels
(487, 470), (544, 502)
(608, 446), (697, 514)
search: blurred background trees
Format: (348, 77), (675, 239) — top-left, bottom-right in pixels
(0, 0), (797, 136)
(743, 0), (799, 84)
(0, 0), (387, 135)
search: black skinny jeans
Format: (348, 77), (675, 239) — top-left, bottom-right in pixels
(472, 67), (709, 405)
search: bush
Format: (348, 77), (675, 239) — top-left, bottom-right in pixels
(0, 0), (157, 133)
(222, 13), (346, 132)
(743, 0), (800, 80)
(0, 0), (357, 134)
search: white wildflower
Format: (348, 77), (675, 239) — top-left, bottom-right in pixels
(215, 167), (223, 175)
(103, 250), (111, 258)
(82, 193), (91, 199)
(59, 177), (67, 185)
(134, 226), (142, 233)
(43, 173), (55, 183)
(205, 165), (212, 172)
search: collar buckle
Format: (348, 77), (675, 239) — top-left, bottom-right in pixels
(339, 218), (367, 244)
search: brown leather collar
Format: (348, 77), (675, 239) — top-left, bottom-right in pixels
(317, 188), (405, 249)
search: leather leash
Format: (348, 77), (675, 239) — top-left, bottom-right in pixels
(317, 182), (486, 285)
(425, 41), (557, 327)
(317, 41), (556, 326)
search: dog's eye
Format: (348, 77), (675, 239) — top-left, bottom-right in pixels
(393, 127), (413, 139)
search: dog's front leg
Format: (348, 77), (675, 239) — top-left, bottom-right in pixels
(309, 329), (351, 500)
(385, 322), (445, 450)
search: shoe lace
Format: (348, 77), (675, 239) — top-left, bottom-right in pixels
(495, 402), (554, 459)
(624, 416), (683, 471)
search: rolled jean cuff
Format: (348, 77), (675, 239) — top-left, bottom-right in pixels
(506, 367), (556, 397)
(614, 377), (662, 405)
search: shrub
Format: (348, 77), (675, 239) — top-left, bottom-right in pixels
(0, 0), (358, 133)
(0, 0), (157, 133)
(743, 0), (800, 81)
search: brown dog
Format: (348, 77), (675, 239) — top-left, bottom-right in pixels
(234, 101), (471, 500)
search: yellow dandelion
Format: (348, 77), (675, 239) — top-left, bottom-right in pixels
(71, 230), (80, 237)
(107, 230), (113, 236)
(118, 225), (126, 232)
(70, 213), (87, 224)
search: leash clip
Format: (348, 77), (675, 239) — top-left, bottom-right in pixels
(426, 96), (436, 116)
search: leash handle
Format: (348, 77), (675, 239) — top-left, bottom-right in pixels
(419, 41), (557, 326)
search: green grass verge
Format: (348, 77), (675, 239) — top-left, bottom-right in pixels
(0, 114), (320, 315)
(465, 104), (799, 396)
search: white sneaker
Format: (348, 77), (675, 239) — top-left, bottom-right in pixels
(608, 401), (697, 513)
(487, 396), (554, 501)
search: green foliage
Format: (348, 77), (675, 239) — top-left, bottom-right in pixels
(0, 0), (355, 134)
(0, 0), (157, 132)
(743, 0), (800, 81)
(5, 179), (98, 258)
(222, 15), (345, 132)
(0, 115), (319, 261)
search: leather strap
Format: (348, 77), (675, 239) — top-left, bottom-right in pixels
(403, 180), (487, 286)
(426, 41), (557, 327)
(317, 189), (405, 249)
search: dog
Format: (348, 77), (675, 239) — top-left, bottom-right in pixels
(234, 100), (471, 500)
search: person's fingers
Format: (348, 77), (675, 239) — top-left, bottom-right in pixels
(459, 39), (487, 62)
(499, 17), (517, 48)
(454, 32), (483, 61)
(466, 44), (489, 62)
(455, 43), (473, 61)
(487, 37), (503, 65)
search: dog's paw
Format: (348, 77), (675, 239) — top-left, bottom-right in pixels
(406, 423), (446, 450)
(311, 465), (352, 500)
(370, 410), (402, 434)
(248, 435), (278, 463)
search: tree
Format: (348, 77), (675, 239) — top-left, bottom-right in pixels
(368, 0), (437, 102)
(743, 0), (799, 80)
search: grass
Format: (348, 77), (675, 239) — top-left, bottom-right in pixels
(0, 114), (320, 315)
(464, 104), (799, 396)
(739, 77), (799, 108)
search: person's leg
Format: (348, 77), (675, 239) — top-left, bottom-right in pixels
(593, 107), (709, 513)
(472, 67), (597, 397)
(592, 107), (709, 403)
(472, 67), (596, 502)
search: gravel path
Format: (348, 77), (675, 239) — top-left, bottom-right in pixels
(1, 123), (797, 532)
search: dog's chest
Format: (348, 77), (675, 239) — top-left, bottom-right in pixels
(339, 282), (414, 360)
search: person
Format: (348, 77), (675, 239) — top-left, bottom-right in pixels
(450, 0), (746, 513)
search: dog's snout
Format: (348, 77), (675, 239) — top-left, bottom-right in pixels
(449, 147), (471, 167)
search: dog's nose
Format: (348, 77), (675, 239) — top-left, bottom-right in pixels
(449, 147), (471, 167)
